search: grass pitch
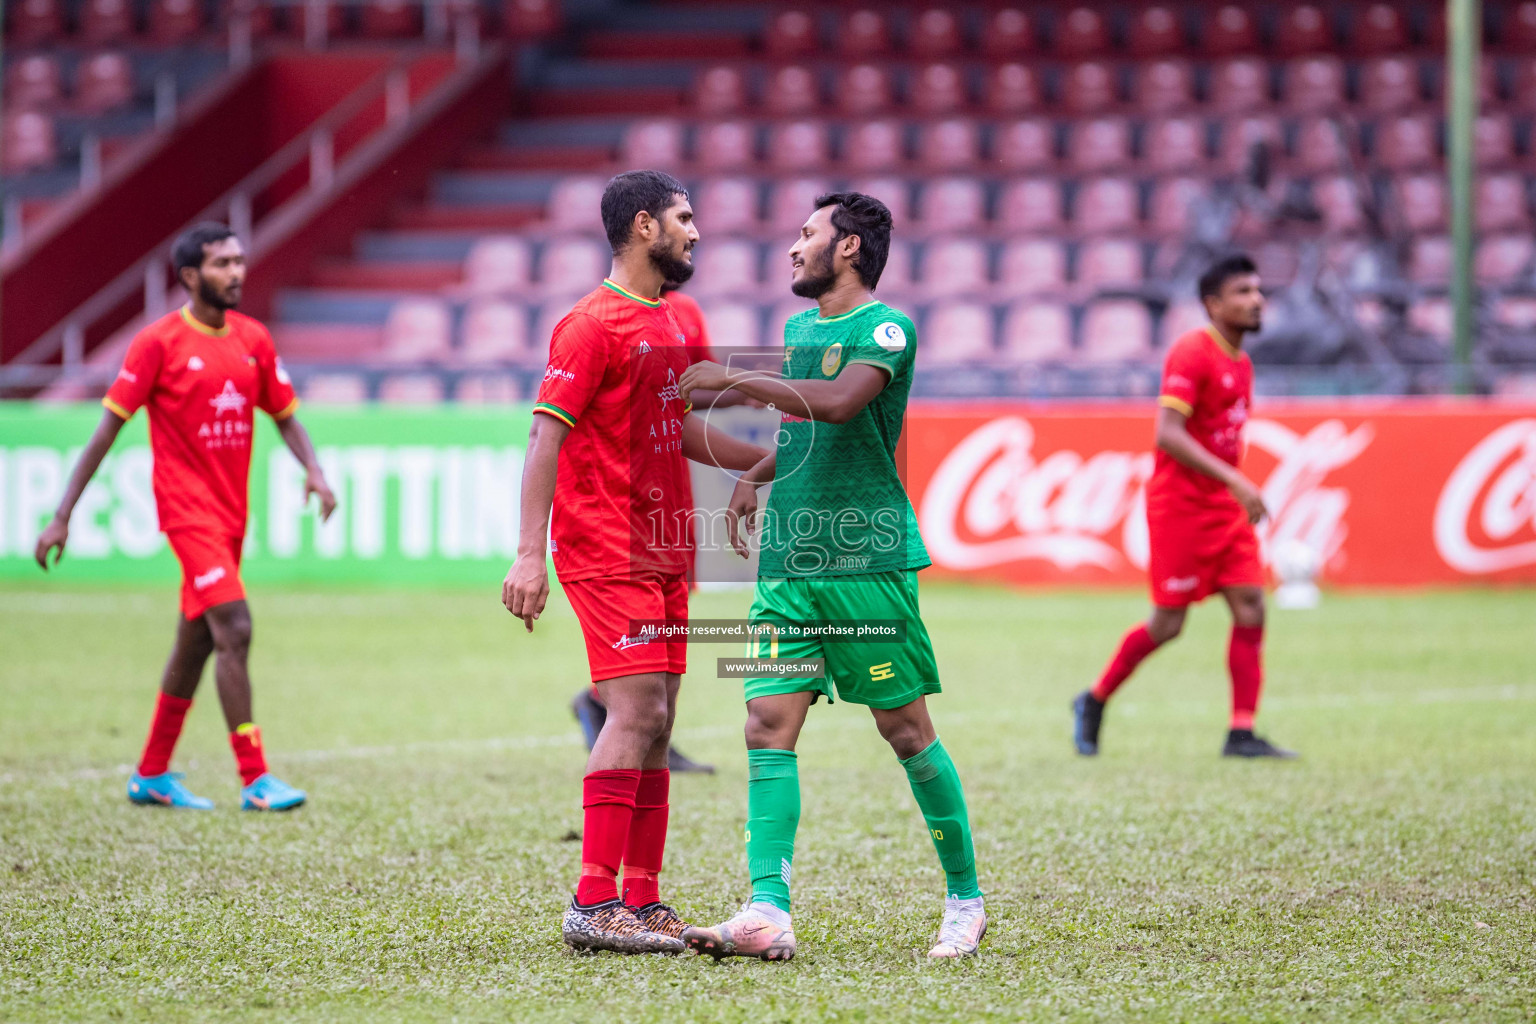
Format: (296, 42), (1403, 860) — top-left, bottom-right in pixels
(1, 582), (1533, 1023)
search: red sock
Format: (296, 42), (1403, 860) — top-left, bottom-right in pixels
(137, 693), (192, 776)
(1229, 625), (1264, 730)
(577, 769), (640, 906)
(229, 723), (268, 786)
(1091, 625), (1162, 702)
(622, 769), (670, 909)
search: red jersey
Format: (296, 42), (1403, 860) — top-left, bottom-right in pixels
(104, 306), (299, 536)
(533, 279), (695, 582)
(1148, 325), (1253, 513)
(665, 290), (716, 363)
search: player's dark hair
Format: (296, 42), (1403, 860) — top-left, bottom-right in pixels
(813, 191), (892, 290)
(1198, 253), (1259, 300)
(601, 170), (689, 254)
(171, 222), (237, 274)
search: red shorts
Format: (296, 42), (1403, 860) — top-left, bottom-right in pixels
(1147, 507), (1264, 608)
(563, 572), (688, 683)
(166, 529), (246, 619)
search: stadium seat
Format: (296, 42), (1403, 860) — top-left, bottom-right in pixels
(456, 375), (524, 404)
(1358, 57), (1423, 114)
(462, 236), (533, 295)
(6, 56), (63, 110)
(1350, 3), (1411, 54)
(297, 372), (367, 403)
(843, 120), (905, 172)
(543, 176), (607, 233)
(1216, 114), (1283, 174)
(1134, 59), (1196, 115)
(917, 119), (981, 171)
(993, 118), (1056, 172)
(81, 0), (136, 43)
(1502, 1), (1536, 51)
(1129, 6), (1184, 56)
(1254, 240), (1301, 286)
(459, 300), (531, 364)
(221, 0), (277, 41)
(1160, 300), (1209, 349)
(1510, 58), (1536, 109)
(1200, 4), (1260, 55)
(872, 239), (914, 293)
(981, 7), (1036, 57)
(694, 121), (755, 172)
(1396, 173), (1448, 233)
(503, 0), (560, 38)
(1475, 173), (1532, 233)
(910, 63), (968, 116)
(1208, 58), (1270, 114)
(75, 52), (136, 114)
(8, 0), (65, 43)
(361, 0), (420, 37)
(621, 119), (685, 169)
(983, 63), (1043, 115)
(540, 238), (608, 294)
(997, 178), (1064, 233)
(699, 301), (762, 350)
(1, 111), (57, 174)
(1062, 61), (1119, 115)
(1374, 114), (1438, 171)
(288, 0), (346, 40)
(1476, 234), (1536, 284)
(767, 121), (830, 172)
(997, 239), (1068, 296)
(1408, 235), (1451, 284)
(1283, 57), (1346, 114)
(1474, 113), (1517, 167)
(909, 7), (963, 57)
(694, 65), (748, 117)
(1292, 117), (1354, 175)
(1056, 6), (1111, 57)
(378, 374), (446, 404)
(1148, 176), (1205, 236)
(836, 9), (890, 57)
(381, 299), (453, 364)
(764, 8), (818, 57)
(849, 176), (911, 226)
(1067, 117), (1132, 173)
(691, 239), (759, 296)
(920, 238), (990, 297)
(1080, 300), (1155, 363)
(768, 177), (833, 233)
(764, 65), (820, 117)
(924, 302), (996, 363)
(1141, 117), (1207, 175)
(149, 0), (204, 43)
(1077, 238), (1145, 290)
(1407, 298), (1452, 344)
(916, 177), (986, 234)
(1313, 175), (1369, 234)
(1275, 4), (1335, 55)
(1074, 177), (1140, 235)
(1000, 302), (1073, 362)
(835, 64), (892, 116)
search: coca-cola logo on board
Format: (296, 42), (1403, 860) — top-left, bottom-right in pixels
(1433, 419), (1536, 574)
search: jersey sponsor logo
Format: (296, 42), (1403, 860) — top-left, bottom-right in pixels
(1433, 419), (1536, 573)
(868, 661), (895, 682)
(192, 566), (227, 590)
(276, 359), (291, 385)
(208, 380), (248, 417)
(820, 343), (842, 376)
(873, 321), (907, 352)
(117, 368), (138, 383)
(1162, 575), (1200, 593)
(187, 356), (205, 371)
(543, 365), (576, 383)
(611, 632), (655, 650)
(637, 340), (653, 354)
(658, 368), (682, 407)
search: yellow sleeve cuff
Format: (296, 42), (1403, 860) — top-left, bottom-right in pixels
(1158, 395), (1194, 416)
(272, 397), (301, 421)
(102, 397), (133, 420)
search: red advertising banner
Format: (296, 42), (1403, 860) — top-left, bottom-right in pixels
(905, 401), (1536, 587)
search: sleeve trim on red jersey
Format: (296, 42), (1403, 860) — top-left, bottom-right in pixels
(533, 402), (577, 428)
(1158, 395), (1194, 416)
(102, 397), (133, 420)
(271, 397), (300, 421)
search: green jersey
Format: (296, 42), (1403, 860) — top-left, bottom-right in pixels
(757, 299), (931, 579)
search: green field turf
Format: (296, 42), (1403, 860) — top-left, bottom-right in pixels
(1, 581), (1533, 1023)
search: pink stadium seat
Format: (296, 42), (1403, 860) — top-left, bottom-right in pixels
(1080, 300), (1155, 363)
(1314, 175), (1369, 234)
(844, 120), (905, 173)
(9, 0), (64, 43)
(1509, 57), (1536, 109)
(1142, 117), (1207, 175)
(76, 52), (135, 114)
(997, 239), (1068, 296)
(2, 111), (57, 174)
(381, 299), (452, 364)
(544, 176), (607, 233)
(920, 238), (990, 297)
(1056, 6), (1110, 57)
(1208, 58), (1270, 115)
(378, 374), (446, 404)
(1217, 115), (1283, 174)
(302, 373), (368, 404)
(917, 119), (981, 171)
(997, 178), (1064, 234)
(1476, 234), (1536, 284)
(1129, 6), (1183, 56)
(463, 236), (533, 295)
(503, 0), (560, 38)
(456, 375), (524, 404)
(850, 176), (911, 226)
(1359, 57), (1423, 114)
(1374, 115), (1438, 172)
(1475, 173), (1532, 233)
(540, 238), (608, 293)
(983, 63), (1043, 116)
(459, 300), (531, 364)
(691, 239), (759, 296)
(1395, 173), (1448, 234)
(878, 240), (916, 292)
(1351, 3), (1410, 54)
(1275, 4), (1334, 56)
(361, 0), (420, 37)
(1067, 117), (1132, 173)
(836, 64), (892, 116)
(694, 65), (748, 117)
(910, 63), (968, 116)
(1407, 298), (1452, 344)
(6, 56), (63, 109)
(924, 302), (996, 363)
(981, 8), (1036, 57)
(694, 121), (755, 172)
(621, 119), (685, 169)
(699, 301), (762, 350)
(1503, 2), (1536, 51)
(1475, 113), (1516, 167)
(1001, 302), (1073, 362)
(1283, 57), (1346, 114)
(837, 9), (890, 57)
(81, 0), (135, 42)
(222, 0), (276, 40)
(768, 121), (830, 172)
(1254, 240), (1301, 285)
(1062, 61), (1119, 115)
(1075, 177), (1140, 235)
(916, 177), (986, 233)
(288, 0), (346, 40)
(764, 65), (820, 117)
(1148, 176), (1204, 236)
(768, 177), (833, 233)
(1160, 301), (1209, 348)
(1292, 117), (1354, 175)
(1135, 59), (1196, 115)
(993, 118), (1055, 172)
(764, 8), (818, 58)
(1078, 238), (1145, 290)
(909, 7), (963, 57)
(149, 0), (203, 43)
(1201, 4), (1260, 55)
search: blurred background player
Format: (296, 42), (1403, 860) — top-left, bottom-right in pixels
(678, 192), (986, 961)
(34, 222), (337, 811)
(502, 170), (766, 954)
(1073, 254), (1296, 761)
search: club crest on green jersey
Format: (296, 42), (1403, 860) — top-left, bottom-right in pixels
(821, 343), (843, 376)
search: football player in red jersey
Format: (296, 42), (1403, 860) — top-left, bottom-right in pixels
(35, 223), (337, 810)
(1073, 254), (1297, 760)
(502, 171), (767, 954)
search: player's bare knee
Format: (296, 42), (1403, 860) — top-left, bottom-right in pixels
(208, 607), (252, 655)
(1148, 610), (1185, 644)
(744, 707), (792, 749)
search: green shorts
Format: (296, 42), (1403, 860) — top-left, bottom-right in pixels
(742, 570), (941, 710)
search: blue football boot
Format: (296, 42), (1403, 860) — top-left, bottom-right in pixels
(127, 771), (214, 809)
(241, 772), (307, 811)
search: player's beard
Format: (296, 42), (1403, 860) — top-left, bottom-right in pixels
(790, 243), (837, 299)
(649, 236), (694, 285)
(198, 277), (240, 311)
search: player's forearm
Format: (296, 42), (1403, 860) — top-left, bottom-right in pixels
(682, 416), (768, 471)
(517, 417), (566, 558)
(740, 451), (777, 486)
(276, 416), (323, 474)
(54, 411), (124, 520)
(724, 373), (856, 424)
(1157, 426), (1242, 487)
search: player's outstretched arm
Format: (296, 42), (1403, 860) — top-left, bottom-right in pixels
(680, 415), (768, 471)
(503, 413), (570, 631)
(1154, 406), (1268, 523)
(724, 452), (776, 558)
(679, 361), (887, 425)
(274, 415), (337, 522)
(35, 409), (126, 569)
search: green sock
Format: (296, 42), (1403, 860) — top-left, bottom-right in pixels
(745, 748), (799, 913)
(900, 738), (982, 900)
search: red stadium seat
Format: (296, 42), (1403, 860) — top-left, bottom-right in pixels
(1503, 2), (1536, 51)
(1476, 234), (1536, 284)
(621, 119), (685, 169)
(1142, 117), (1207, 175)
(1057, 6), (1110, 58)
(1074, 177), (1140, 235)
(993, 118), (1056, 172)
(1077, 238), (1145, 290)
(1292, 117), (1354, 175)
(302, 373), (368, 404)
(835, 64), (892, 116)
(1275, 4), (1335, 56)
(764, 8), (818, 58)
(1081, 300), (1155, 363)
(850, 176), (911, 226)
(543, 176), (607, 233)
(920, 238), (990, 297)
(1208, 58), (1270, 115)
(1313, 175), (1369, 234)
(381, 299), (452, 364)
(2, 111), (57, 174)
(1374, 115), (1438, 171)
(1508, 58), (1536, 109)
(1395, 173), (1448, 233)
(463, 237), (533, 296)
(910, 63), (968, 116)
(837, 9), (890, 57)
(997, 178), (1064, 233)
(1475, 113), (1516, 167)
(361, 0), (420, 37)
(459, 301), (531, 364)
(694, 66), (748, 117)
(699, 301), (762, 350)
(1283, 57), (1346, 114)
(983, 63), (1043, 116)
(1001, 302), (1073, 362)
(9, 0), (64, 43)
(1062, 61), (1119, 115)
(917, 177), (986, 233)
(1148, 176), (1205, 236)
(81, 0), (136, 43)
(1407, 298), (1452, 343)
(76, 52), (135, 114)
(768, 177), (832, 233)
(503, 0), (561, 38)
(844, 120), (905, 173)
(289, 0), (345, 40)
(1475, 173), (1532, 233)
(764, 65), (820, 117)
(1129, 6), (1183, 56)
(1134, 59), (1195, 115)
(981, 8), (1036, 57)
(925, 302), (996, 363)
(1201, 4), (1260, 55)
(6, 56), (63, 110)
(1358, 57), (1423, 114)
(1408, 236), (1450, 284)
(693, 177), (760, 235)
(149, 0), (204, 43)
(879, 239), (916, 292)
(1217, 114), (1283, 174)
(691, 239), (760, 297)
(694, 121), (755, 172)
(1067, 117), (1132, 173)
(998, 239), (1068, 296)
(1160, 301), (1209, 348)
(221, 0), (277, 40)
(767, 121), (830, 172)
(1350, 3), (1410, 54)
(909, 7), (963, 57)
(540, 238), (608, 294)
(917, 119), (981, 171)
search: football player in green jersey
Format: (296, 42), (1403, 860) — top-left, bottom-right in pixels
(677, 192), (985, 961)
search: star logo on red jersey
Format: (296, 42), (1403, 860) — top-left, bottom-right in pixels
(209, 380), (247, 417)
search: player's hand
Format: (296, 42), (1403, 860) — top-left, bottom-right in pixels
(725, 478), (759, 559)
(34, 515), (68, 570)
(306, 470), (338, 522)
(679, 361), (734, 403)
(503, 555), (549, 632)
(1230, 476), (1268, 524)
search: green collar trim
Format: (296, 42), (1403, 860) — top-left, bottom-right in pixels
(814, 300), (881, 324)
